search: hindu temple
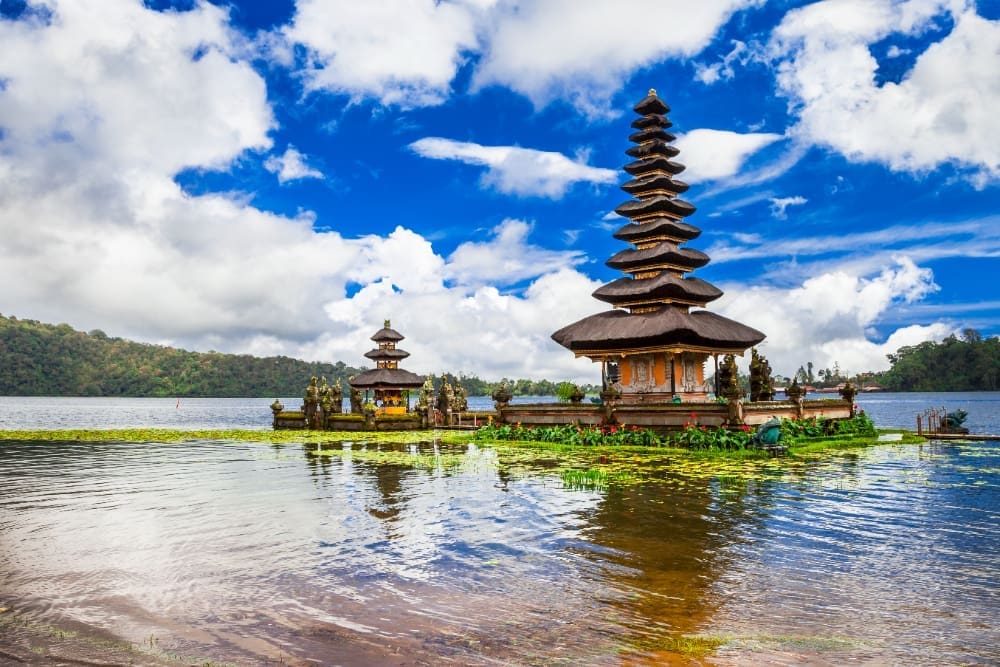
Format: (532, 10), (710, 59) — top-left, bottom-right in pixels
(350, 320), (424, 413)
(552, 90), (765, 401)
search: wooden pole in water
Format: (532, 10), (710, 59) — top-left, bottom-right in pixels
(917, 414), (922, 435)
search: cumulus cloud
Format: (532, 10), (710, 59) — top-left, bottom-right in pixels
(473, 0), (762, 115)
(714, 257), (948, 375)
(674, 129), (784, 182)
(409, 137), (616, 197)
(282, 0), (759, 114)
(445, 219), (587, 285)
(770, 0), (1000, 185)
(0, 0), (606, 383)
(264, 146), (324, 183)
(0, 0), (974, 389)
(285, 0), (480, 107)
(0, 0), (273, 176)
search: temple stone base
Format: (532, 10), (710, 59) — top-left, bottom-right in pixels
(498, 399), (852, 434)
(272, 411), (424, 431)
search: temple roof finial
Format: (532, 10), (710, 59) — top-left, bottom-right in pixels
(648, 88), (657, 97)
(384, 319), (391, 329)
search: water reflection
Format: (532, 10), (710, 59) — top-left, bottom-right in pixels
(0, 438), (996, 665)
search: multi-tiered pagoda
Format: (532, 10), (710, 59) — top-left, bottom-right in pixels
(350, 320), (424, 413)
(552, 90), (765, 401)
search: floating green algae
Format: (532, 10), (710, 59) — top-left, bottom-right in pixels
(0, 427), (931, 494)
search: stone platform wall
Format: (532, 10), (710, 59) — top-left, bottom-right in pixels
(498, 399), (852, 433)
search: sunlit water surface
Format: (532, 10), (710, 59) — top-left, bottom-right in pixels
(0, 437), (996, 665)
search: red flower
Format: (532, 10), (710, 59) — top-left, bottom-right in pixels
(690, 412), (698, 419)
(741, 424), (751, 432)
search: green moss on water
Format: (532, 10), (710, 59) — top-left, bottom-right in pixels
(0, 427), (927, 494)
(0, 428), (474, 446)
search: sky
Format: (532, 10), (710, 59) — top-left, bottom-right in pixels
(0, 0), (997, 384)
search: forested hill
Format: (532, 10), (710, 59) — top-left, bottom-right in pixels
(0, 314), (364, 397)
(879, 330), (1000, 392)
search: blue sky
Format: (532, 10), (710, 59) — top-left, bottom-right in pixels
(0, 0), (996, 383)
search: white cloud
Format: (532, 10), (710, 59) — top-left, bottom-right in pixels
(0, 0), (608, 384)
(770, 0), (1000, 184)
(473, 0), (761, 116)
(706, 217), (999, 275)
(445, 219), (586, 286)
(264, 146), (324, 183)
(315, 268), (604, 382)
(769, 195), (807, 218)
(285, 0), (480, 107)
(409, 137), (616, 197)
(714, 257), (948, 375)
(0, 0), (273, 176)
(674, 129), (784, 182)
(695, 40), (752, 84)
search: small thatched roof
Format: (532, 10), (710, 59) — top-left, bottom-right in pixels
(364, 348), (410, 361)
(350, 368), (424, 389)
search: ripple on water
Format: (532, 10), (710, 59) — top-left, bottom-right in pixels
(0, 438), (996, 665)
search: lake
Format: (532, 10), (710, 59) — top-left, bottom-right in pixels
(0, 394), (997, 664)
(1, 391), (999, 432)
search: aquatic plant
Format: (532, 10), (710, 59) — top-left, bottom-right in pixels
(475, 422), (665, 448)
(781, 412), (876, 440)
(0, 427), (474, 447)
(670, 419), (753, 450)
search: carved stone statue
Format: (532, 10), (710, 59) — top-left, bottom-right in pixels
(943, 408), (969, 433)
(304, 376), (320, 428)
(718, 354), (741, 401)
(417, 376), (434, 411)
(751, 417), (782, 447)
(270, 398), (284, 427)
(785, 377), (805, 402)
(436, 374), (453, 413)
(492, 381), (513, 409)
(348, 376), (362, 414)
(329, 379), (343, 414)
(319, 392), (331, 424)
(452, 381), (468, 413)
(749, 348), (774, 402)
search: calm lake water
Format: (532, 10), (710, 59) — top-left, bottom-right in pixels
(1, 391), (999, 432)
(0, 394), (997, 664)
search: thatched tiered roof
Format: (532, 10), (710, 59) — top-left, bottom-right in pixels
(552, 90), (765, 357)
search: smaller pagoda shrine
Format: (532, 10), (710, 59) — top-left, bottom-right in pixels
(350, 320), (424, 414)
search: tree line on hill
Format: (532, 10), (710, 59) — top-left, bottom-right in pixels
(4, 314), (993, 397)
(0, 314), (364, 397)
(785, 329), (998, 392)
(877, 329), (999, 391)
(0, 314), (600, 397)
